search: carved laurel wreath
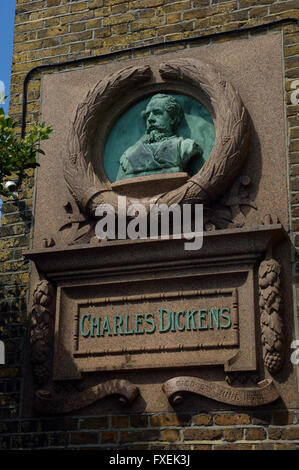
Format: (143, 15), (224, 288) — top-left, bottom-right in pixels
(64, 59), (250, 216)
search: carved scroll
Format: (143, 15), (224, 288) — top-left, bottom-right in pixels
(259, 258), (284, 374)
(30, 280), (55, 386)
(163, 377), (280, 407)
(33, 379), (139, 414)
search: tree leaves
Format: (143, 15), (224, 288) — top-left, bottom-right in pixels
(0, 107), (52, 197)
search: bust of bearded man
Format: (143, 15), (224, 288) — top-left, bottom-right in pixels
(116, 93), (202, 181)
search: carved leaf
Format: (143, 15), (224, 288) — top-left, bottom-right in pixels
(263, 327), (276, 349)
(268, 312), (283, 335)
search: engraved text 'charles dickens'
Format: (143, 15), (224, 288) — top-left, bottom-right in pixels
(73, 289), (239, 359)
(79, 307), (232, 337)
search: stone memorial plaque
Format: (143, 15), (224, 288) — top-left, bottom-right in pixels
(55, 281), (240, 379)
(23, 32), (299, 413)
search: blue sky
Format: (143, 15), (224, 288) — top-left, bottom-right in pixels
(0, 1), (16, 114)
(0, 1), (16, 222)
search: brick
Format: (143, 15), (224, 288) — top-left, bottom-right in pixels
(288, 140), (299, 152)
(71, 432), (99, 445)
(213, 413), (251, 426)
(166, 13), (182, 24)
(94, 7), (111, 18)
(45, 17), (60, 27)
(47, 0), (60, 6)
(101, 431), (118, 444)
(79, 417), (108, 429)
(249, 6), (269, 18)
(184, 2), (237, 21)
(37, 25), (68, 39)
(130, 415), (148, 427)
(16, 1), (45, 13)
(223, 428), (244, 441)
(245, 428), (266, 440)
(139, 8), (156, 18)
(30, 6), (69, 21)
(291, 178), (299, 191)
(88, 0), (104, 9)
(156, 1), (191, 14)
(270, 0), (299, 15)
(239, 0), (274, 7)
(71, 2), (88, 13)
(111, 24), (128, 35)
(284, 32), (299, 46)
(129, 0), (165, 8)
(103, 13), (136, 26)
(275, 443), (297, 450)
(161, 430), (181, 442)
(285, 44), (299, 57)
(15, 20), (44, 33)
(93, 26), (115, 38)
(61, 31), (93, 43)
(11, 433), (49, 449)
(70, 43), (85, 53)
(150, 413), (191, 427)
(193, 414), (212, 426)
(292, 219), (299, 230)
(184, 428), (223, 441)
(268, 427), (283, 440)
(120, 430), (160, 442)
(48, 432), (69, 447)
(126, 445), (151, 450)
(253, 443), (275, 450)
(193, 444), (212, 450)
(70, 22), (87, 33)
(285, 55), (299, 71)
(60, 11), (94, 25)
(111, 416), (129, 428)
(132, 16), (165, 32)
(192, 0), (210, 6)
(215, 443), (253, 450)
(281, 427), (299, 440)
(40, 418), (78, 432)
(151, 414), (180, 427)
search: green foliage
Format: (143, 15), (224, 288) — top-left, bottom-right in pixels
(0, 107), (53, 197)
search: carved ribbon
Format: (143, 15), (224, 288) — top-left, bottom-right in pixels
(33, 379), (139, 414)
(162, 377), (280, 407)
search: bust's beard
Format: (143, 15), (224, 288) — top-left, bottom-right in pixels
(143, 128), (172, 144)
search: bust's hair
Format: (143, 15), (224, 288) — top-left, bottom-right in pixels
(142, 93), (184, 130)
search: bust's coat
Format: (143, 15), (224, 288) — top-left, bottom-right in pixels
(117, 135), (201, 180)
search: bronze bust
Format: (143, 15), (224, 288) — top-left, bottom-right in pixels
(116, 93), (202, 180)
